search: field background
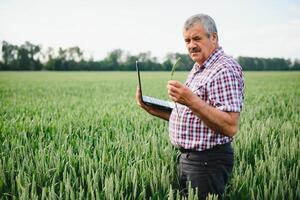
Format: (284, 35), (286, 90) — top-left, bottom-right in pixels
(0, 72), (299, 200)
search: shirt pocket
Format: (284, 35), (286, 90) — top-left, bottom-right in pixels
(192, 84), (210, 104)
(189, 82), (204, 93)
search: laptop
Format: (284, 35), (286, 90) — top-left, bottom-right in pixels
(136, 61), (175, 112)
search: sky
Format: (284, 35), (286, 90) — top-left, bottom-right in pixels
(0, 0), (300, 61)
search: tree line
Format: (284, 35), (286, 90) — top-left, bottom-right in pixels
(1, 41), (299, 71)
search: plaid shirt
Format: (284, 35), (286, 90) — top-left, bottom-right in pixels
(169, 47), (244, 151)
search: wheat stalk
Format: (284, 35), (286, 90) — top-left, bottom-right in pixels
(170, 57), (181, 80)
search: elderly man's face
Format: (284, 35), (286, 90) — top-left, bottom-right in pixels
(183, 23), (218, 65)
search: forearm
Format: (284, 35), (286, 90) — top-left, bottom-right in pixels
(188, 95), (239, 137)
(148, 108), (171, 121)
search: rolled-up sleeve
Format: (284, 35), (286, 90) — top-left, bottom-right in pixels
(208, 68), (244, 112)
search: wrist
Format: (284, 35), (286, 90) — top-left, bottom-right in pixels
(188, 94), (205, 110)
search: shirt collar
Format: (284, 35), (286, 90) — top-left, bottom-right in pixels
(192, 47), (224, 73)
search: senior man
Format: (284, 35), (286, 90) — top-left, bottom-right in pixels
(136, 13), (244, 199)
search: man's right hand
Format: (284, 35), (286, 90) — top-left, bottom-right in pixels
(135, 86), (156, 114)
(135, 86), (171, 121)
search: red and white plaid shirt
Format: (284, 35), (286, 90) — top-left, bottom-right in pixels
(169, 47), (244, 151)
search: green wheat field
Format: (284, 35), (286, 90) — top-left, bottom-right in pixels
(0, 72), (299, 200)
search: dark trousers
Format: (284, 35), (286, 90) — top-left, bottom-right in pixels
(177, 143), (234, 200)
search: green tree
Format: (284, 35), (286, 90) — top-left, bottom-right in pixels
(66, 46), (83, 62)
(103, 49), (123, 70)
(123, 53), (139, 70)
(15, 41), (42, 70)
(1, 41), (18, 69)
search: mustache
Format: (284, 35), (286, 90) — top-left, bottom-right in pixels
(189, 47), (201, 53)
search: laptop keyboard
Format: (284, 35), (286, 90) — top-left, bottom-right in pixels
(143, 96), (175, 108)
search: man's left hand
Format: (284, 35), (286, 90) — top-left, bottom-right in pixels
(167, 80), (197, 106)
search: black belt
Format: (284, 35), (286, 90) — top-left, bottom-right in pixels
(179, 142), (232, 154)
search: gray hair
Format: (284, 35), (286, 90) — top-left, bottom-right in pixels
(183, 14), (218, 38)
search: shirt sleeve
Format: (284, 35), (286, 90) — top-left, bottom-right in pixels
(208, 68), (244, 112)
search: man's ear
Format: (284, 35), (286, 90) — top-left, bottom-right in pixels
(211, 32), (218, 44)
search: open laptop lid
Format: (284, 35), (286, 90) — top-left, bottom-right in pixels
(136, 61), (174, 111)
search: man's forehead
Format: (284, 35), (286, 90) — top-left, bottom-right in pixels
(183, 24), (206, 37)
(184, 22), (204, 32)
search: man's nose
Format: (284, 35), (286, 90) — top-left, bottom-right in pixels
(187, 40), (197, 49)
